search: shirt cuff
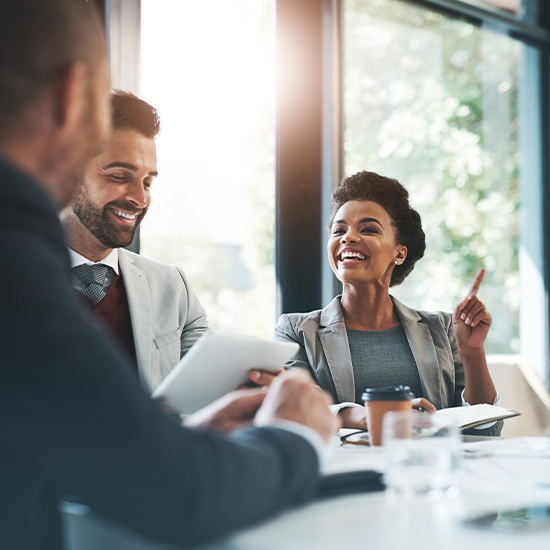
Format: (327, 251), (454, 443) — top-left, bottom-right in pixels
(330, 402), (363, 415)
(265, 419), (326, 468)
(461, 389), (501, 429)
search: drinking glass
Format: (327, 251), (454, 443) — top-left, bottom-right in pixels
(383, 411), (460, 497)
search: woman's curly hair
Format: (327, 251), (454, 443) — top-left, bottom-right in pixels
(328, 171), (426, 287)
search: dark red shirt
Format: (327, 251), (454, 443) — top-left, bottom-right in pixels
(77, 274), (138, 374)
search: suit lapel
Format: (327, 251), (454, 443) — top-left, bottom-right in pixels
(118, 250), (153, 391)
(392, 296), (442, 409)
(317, 298), (355, 402)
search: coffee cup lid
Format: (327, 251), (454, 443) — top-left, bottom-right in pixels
(362, 385), (415, 401)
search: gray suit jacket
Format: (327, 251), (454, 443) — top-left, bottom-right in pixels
(119, 249), (208, 393)
(275, 295), (502, 436)
(275, 295), (462, 408)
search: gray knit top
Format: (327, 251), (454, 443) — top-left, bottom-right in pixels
(346, 325), (423, 404)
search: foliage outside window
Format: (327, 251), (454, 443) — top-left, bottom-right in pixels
(344, 0), (521, 353)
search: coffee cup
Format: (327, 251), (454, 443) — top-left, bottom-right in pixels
(362, 386), (414, 446)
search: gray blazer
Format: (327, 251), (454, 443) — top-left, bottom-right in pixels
(275, 295), (462, 408)
(119, 248), (208, 393)
(275, 295), (502, 436)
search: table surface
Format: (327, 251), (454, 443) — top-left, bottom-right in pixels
(204, 435), (550, 550)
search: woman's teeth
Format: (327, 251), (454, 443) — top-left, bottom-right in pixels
(339, 251), (366, 261)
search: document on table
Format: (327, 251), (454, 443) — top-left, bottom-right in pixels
(462, 437), (550, 458)
(435, 404), (519, 430)
(459, 438), (550, 501)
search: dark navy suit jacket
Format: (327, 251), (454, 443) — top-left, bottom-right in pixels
(0, 157), (319, 549)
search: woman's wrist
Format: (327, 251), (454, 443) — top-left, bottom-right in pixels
(460, 346), (496, 404)
(457, 343), (486, 363)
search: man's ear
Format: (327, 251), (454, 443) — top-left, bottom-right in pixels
(50, 63), (88, 137)
(395, 246), (407, 265)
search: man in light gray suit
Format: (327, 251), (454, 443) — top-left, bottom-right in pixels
(61, 90), (206, 392)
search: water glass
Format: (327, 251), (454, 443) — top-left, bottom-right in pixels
(383, 411), (460, 497)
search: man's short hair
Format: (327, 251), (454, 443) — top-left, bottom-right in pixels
(111, 91), (161, 139)
(0, 0), (104, 134)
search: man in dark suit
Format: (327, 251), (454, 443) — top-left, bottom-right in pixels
(0, 1), (337, 549)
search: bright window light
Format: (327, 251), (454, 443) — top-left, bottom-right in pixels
(140, 0), (276, 337)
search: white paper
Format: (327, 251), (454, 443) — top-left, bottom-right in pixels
(434, 403), (518, 428)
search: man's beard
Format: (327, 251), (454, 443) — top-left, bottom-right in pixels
(72, 187), (146, 249)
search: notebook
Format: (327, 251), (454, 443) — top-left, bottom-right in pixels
(434, 404), (520, 430)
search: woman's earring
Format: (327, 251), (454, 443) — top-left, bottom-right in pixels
(395, 261), (398, 265)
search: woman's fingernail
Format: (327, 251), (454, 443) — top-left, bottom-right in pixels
(465, 318), (471, 325)
(252, 371), (260, 380)
(460, 313), (466, 320)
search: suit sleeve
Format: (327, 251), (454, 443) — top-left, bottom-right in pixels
(274, 314), (317, 376)
(446, 319), (465, 408)
(176, 266), (209, 357)
(0, 187), (319, 547)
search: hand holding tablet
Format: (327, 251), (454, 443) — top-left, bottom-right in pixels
(152, 331), (299, 415)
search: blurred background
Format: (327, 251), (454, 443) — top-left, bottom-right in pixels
(140, 0), (276, 338)
(104, 0), (549, 385)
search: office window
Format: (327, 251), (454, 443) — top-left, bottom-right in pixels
(140, 0), (276, 337)
(343, 0), (541, 358)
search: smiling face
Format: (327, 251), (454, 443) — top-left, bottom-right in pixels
(328, 200), (407, 288)
(68, 129), (157, 253)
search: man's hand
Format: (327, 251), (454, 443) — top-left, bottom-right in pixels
(254, 370), (339, 443)
(247, 369), (280, 387)
(184, 388), (267, 433)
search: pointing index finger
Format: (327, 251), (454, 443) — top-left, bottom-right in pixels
(468, 268), (485, 298)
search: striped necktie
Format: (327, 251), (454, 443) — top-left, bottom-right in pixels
(72, 263), (111, 305)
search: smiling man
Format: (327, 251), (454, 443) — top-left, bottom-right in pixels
(0, 3), (339, 547)
(61, 90), (207, 392)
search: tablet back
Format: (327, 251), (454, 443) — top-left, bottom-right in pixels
(151, 331), (299, 414)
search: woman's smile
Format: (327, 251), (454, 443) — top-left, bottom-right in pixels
(337, 247), (369, 266)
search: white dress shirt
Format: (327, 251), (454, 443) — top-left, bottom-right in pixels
(69, 248), (120, 293)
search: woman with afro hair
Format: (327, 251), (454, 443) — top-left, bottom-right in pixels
(271, 171), (501, 435)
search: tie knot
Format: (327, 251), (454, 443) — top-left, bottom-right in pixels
(72, 263), (110, 286)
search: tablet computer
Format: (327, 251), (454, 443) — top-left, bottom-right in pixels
(151, 331), (299, 414)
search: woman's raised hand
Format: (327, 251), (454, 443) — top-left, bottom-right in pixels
(453, 268), (492, 351)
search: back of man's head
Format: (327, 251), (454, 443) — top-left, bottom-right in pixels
(111, 91), (161, 139)
(0, 0), (105, 137)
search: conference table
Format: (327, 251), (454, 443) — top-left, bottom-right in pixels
(63, 435), (550, 550)
(199, 434), (550, 550)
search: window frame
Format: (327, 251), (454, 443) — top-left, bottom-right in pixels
(103, 0), (550, 382)
(275, 0), (550, 383)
